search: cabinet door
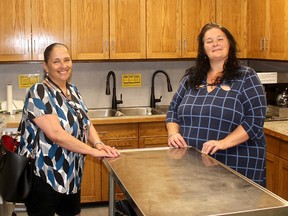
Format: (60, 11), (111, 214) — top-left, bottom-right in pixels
(31, 0), (71, 60)
(110, 0), (146, 59)
(182, 0), (215, 58)
(278, 158), (288, 200)
(139, 122), (168, 148)
(247, 0), (267, 58)
(81, 155), (102, 203)
(95, 123), (138, 201)
(266, 152), (279, 194)
(71, 0), (109, 60)
(147, 0), (181, 58)
(0, 0), (31, 61)
(267, 0), (288, 60)
(216, 0), (247, 58)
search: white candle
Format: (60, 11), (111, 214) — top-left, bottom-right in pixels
(7, 83), (13, 114)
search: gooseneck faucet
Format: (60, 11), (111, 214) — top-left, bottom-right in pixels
(150, 70), (173, 108)
(106, 71), (123, 110)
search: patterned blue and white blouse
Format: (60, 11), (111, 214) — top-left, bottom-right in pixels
(18, 81), (90, 194)
(166, 65), (267, 186)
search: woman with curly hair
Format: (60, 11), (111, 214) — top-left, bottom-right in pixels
(166, 23), (267, 186)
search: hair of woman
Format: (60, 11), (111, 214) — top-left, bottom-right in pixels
(185, 23), (240, 89)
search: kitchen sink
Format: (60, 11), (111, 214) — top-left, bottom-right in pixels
(118, 107), (164, 116)
(87, 106), (166, 118)
(87, 108), (118, 118)
(154, 105), (169, 114)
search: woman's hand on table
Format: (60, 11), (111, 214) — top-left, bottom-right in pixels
(94, 143), (120, 158)
(201, 140), (225, 155)
(168, 132), (188, 148)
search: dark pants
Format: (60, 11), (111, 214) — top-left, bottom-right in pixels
(25, 176), (81, 216)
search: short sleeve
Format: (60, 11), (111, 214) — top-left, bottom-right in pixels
(24, 83), (57, 120)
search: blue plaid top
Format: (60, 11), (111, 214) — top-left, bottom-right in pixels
(166, 66), (267, 186)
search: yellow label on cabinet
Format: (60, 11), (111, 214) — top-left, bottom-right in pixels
(18, 74), (40, 88)
(122, 74), (142, 87)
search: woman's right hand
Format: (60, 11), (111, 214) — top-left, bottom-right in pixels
(92, 145), (120, 158)
(168, 132), (188, 148)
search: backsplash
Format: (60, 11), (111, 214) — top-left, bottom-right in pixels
(0, 61), (193, 109)
(1, 59), (287, 110)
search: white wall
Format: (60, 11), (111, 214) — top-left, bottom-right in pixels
(0, 61), (194, 109)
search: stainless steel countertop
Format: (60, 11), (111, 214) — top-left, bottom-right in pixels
(104, 147), (288, 216)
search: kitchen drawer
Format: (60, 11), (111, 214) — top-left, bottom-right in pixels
(95, 123), (138, 140)
(139, 122), (167, 137)
(139, 137), (168, 148)
(105, 138), (138, 149)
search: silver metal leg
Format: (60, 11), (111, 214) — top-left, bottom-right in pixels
(108, 173), (115, 216)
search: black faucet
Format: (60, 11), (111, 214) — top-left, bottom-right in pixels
(150, 70), (173, 108)
(106, 71), (123, 110)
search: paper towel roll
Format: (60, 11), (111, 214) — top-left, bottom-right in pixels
(7, 83), (13, 114)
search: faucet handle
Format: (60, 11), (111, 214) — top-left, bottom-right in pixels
(155, 96), (162, 103)
(117, 94), (123, 105)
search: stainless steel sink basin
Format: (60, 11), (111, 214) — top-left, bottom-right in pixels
(154, 105), (169, 114)
(87, 108), (117, 118)
(87, 106), (166, 118)
(118, 107), (164, 116)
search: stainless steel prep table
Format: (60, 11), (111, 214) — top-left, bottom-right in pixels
(103, 147), (288, 216)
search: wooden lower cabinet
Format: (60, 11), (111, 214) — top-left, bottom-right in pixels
(82, 122), (157, 203)
(266, 152), (279, 194)
(265, 132), (288, 200)
(81, 156), (102, 203)
(278, 158), (288, 200)
(139, 122), (168, 148)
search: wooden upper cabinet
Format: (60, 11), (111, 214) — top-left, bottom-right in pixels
(0, 0), (70, 61)
(110, 0), (146, 59)
(31, 0), (71, 60)
(147, 0), (182, 58)
(71, 0), (109, 60)
(247, 0), (268, 59)
(216, 0), (247, 58)
(0, 0), (31, 61)
(247, 0), (288, 60)
(71, 0), (145, 60)
(267, 0), (288, 60)
(182, 0), (215, 58)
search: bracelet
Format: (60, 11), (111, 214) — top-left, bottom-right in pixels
(93, 141), (104, 148)
(168, 132), (179, 138)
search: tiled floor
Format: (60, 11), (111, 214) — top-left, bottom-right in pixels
(1, 202), (109, 216)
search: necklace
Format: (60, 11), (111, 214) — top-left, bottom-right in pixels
(45, 77), (71, 99)
(45, 76), (88, 142)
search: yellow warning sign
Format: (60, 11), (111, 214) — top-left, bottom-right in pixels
(18, 74), (40, 88)
(122, 74), (141, 87)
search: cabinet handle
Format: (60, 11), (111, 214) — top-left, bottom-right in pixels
(183, 39), (187, 50)
(27, 40), (30, 53)
(98, 131), (107, 135)
(105, 41), (109, 53)
(260, 37), (263, 50)
(111, 41), (115, 52)
(264, 37), (268, 50)
(33, 40), (36, 53)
